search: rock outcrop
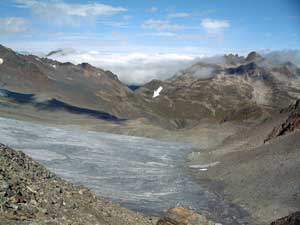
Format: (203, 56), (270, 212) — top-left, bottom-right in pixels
(270, 211), (300, 225)
(156, 207), (221, 225)
(246, 51), (263, 62)
(265, 100), (300, 143)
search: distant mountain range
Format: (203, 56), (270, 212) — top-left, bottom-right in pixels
(135, 51), (300, 127)
(1, 44), (300, 128)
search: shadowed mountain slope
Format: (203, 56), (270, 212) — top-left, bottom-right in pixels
(0, 45), (140, 119)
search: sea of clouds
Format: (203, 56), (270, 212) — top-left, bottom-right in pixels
(46, 49), (300, 84)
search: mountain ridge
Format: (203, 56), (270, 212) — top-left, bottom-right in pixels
(1, 44), (300, 129)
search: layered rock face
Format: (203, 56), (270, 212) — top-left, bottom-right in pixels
(265, 100), (300, 142)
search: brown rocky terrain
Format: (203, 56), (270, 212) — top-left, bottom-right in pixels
(158, 207), (224, 225)
(135, 52), (300, 127)
(265, 100), (300, 142)
(157, 207), (221, 225)
(0, 44), (141, 119)
(2, 44), (300, 129)
(187, 101), (300, 225)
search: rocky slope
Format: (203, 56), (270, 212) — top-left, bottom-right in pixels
(187, 100), (300, 225)
(265, 99), (300, 142)
(0, 143), (157, 225)
(136, 52), (300, 127)
(0, 44), (140, 118)
(2, 44), (300, 129)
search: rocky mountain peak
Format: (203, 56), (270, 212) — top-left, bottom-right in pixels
(225, 62), (259, 74)
(79, 62), (96, 71)
(224, 53), (245, 65)
(246, 51), (263, 62)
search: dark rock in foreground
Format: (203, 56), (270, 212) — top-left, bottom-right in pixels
(157, 207), (221, 225)
(270, 211), (300, 225)
(0, 143), (156, 225)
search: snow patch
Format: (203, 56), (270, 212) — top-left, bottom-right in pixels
(153, 86), (163, 98)
(189, 161), (220, 170)
(0, 58), (3, 65)
(51, 64), (56, 69)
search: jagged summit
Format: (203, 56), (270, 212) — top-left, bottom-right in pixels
(246, 51), (263, 62)
(224, 53), (245, 65)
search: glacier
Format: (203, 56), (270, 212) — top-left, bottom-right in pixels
(0, 116), (251, 224)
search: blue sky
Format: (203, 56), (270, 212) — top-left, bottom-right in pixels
(1, 0), (299, 53)
(0, 0), (300, 83)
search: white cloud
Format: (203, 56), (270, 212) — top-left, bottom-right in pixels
(0, 17), (28, 34)
(123, 15), (133, 20)
(201, 18), (230, 33)
(262, 49), (300, 67)
(48, 51), (198, 84)
(168, 12), (190, 19)
(148, 6), (158, 13)
(99, 21), (129, 28)
(150, 32), (177, 37)
(15, 0), (126, 25)
(142, 19), (183, 31)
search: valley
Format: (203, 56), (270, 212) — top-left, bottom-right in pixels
(0, 44), (300, 225)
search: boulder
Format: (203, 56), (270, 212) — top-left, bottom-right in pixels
(156, 207), (221, 225)
(246, 51), (262, 62)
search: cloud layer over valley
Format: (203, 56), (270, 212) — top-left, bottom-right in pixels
(47, 50), (198, 84)
(45, 49), (300, 84)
